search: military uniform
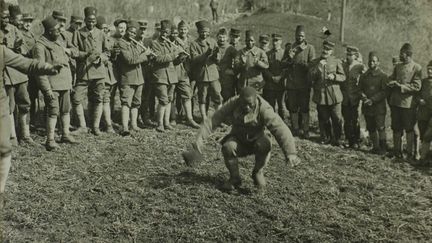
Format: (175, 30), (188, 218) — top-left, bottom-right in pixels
(234, 46), (269, 93)
(418, 77), (432, 140)
(388, 45), (422, 157)
(190, 36), (222, 107)
(341, 52), (365, 147)
(283, 40), (315, 135)
(359, 66), (388, 152)
(309, 44), (346, 144)
(217, 38), (237, 101)
(71, 7), (110, 134)
(194, 93), (297, 188)
(263, 44), (285, 118)
(33, 17), (79, 150)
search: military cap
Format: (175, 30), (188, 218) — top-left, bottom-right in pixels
(71, 15), (83, 23)
(138, 20), (148, 29)
(127, 20), (140, 30)
(346, 45), (359, 55)
(160, 19), (172, 31)
(400, 43), (413, 56)
(8, 5), (21, 18)
(427, 60), (432, 68)
(84, 7), (97, 18)
(114, 18), (127, 27)
(42, 16), (58, 31)
(322, 26), (331, 36)
(178, 20), (187, 28)
(230, 28), (241, 37)
(217, 27), (228, 36)
(259, 34), (270, 43)
(154, 22), (161, 30)
(22, 13), (34, 21)
(295, 25), (305, 34)
(323, 40), (335, 50)
(195, 20), (210, 30)
(96, 16), (106, 29)
(171, 25), (179, 33)
(52, 10), (67, 20)
(271, 33), (282, 40)
(245, 30), (253, 40)
(368, 51), (379, 60)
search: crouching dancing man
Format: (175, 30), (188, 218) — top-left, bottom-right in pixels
(184, 87), (300, 191)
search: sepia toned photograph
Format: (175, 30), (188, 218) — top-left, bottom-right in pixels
(0, 0), (431, 241)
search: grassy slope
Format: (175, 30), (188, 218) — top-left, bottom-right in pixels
(1, 12), (432, 242)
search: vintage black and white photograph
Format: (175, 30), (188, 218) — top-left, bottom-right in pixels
(0, 0), (431, 241)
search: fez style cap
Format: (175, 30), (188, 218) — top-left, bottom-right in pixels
(195, 20), (210, 30)
(84, 7), (97, 18)
(160, 19), (172, 31)
(295, 25), (305, 34)
(42, 16), (58, 31)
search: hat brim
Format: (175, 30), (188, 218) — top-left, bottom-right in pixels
(54, 16), (67, 21)
(23, 17), (34, 21)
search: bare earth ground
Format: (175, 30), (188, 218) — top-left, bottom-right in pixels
(1, 121), (431, 242)
(1, 12), (432, 243)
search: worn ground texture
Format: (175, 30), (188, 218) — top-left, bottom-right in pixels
(1, 11), (432, 243)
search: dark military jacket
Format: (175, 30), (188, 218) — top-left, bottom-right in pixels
(341, 60), (365, 106)
(309, 55), (346, 105)
(195, 95), (297, 158)
(190, 37), (220, 82)
(151, 37), (179, 85)
(21, 30), (37, 57)
(2, 24), (28, 85)
(234, 46), (269, 91)
(32, 35), (73, 92)
(216, 42), (237, 77)
(173, 36), (191, 82)
(359, 68), (388, 116)
(264, 47), (285, 90)
(72, 26), (109, 81)
(117, 37), (148, 86)
(388, 60), (422, 109)
(284, 41), (315, 90)
(417, 77), (432, 121)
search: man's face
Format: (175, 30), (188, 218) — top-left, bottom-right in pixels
(272, 39), (282, 49)
(399, 51), (410, 63)
(368, 56), (379, 70)
(230, 35), (240, 44)
(260, 41), (269, 50)
(1, 12), (10, 29)
(321, 48), (333, 58)
(239, 96), (257, 114)
(137, 28), (146, 40)
(246, 37), (255, 49)
(47, 25), (60, 41)
(160, 28), (171, 39)
(295, 31), (305, 43)
(22, 20), (32, 31)
(85, 15), (96, 30)
(217, 34), (227, 45)
(11, 14), (23, 29)
(428, 67), (432, 78)
(126, 27), (137, 40)
(198, 28), (209, 40)
(171, 29), (179, 39)
(117, 22), (127, 36)
(56, 18), (66, 32)
(72, 20), (82, 30)
(179, 26), (188, 38)
(101, 24), (110, 35)
(346, 53), (355, 63)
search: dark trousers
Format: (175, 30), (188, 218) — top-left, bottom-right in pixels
(140, 81), (156, 120)
(317, 103), (343, 142)
(211, 8), (218, 22)
(342, 104), (360, 145)
(263, 89), (285, 119)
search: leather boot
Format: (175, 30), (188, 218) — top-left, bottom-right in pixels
(121, 105), (130, 136)
(46, 117), (60, 151)
(91, 103), (103, 136)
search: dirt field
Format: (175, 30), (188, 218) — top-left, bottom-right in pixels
(1, 121), (431, 242)
(1, 11), (432, 243)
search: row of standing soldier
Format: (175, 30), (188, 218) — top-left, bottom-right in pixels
(2, 5), (432, 164)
